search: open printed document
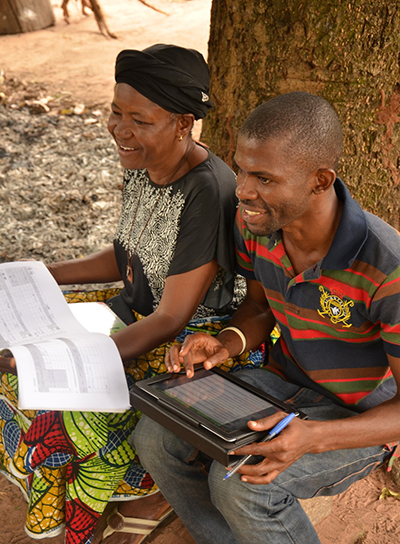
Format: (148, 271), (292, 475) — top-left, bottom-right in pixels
(0, 261), (130, 412)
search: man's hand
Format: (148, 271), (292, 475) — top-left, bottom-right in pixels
(227, 412), (315, 485)
(166, 332), (230, 377)
(0, 352), (17, 375)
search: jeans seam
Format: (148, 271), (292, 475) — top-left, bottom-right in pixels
(313, 459), (382, 496)
(280, 450), (386, 498)
(284, 388), (325, 406)
(185, 449), (211, 478)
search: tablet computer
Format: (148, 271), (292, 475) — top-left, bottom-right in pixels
(134, 367), (305, 443)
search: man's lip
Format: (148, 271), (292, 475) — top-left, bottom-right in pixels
(241, 205), (267, 217)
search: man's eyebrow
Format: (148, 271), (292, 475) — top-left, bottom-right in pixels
(233, 160), (272, 177)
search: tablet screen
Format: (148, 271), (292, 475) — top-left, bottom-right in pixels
(148, 369), (279, 434)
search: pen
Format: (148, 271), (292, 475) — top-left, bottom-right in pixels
(223, 412), (297, 480)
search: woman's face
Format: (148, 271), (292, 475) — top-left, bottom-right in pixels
(108, 83), (179, 172)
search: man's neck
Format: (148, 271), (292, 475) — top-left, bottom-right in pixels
(282, 195), (343, 276)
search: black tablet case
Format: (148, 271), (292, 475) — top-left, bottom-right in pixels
(130, 385), (262, 466)
(130, 373), (305, 466)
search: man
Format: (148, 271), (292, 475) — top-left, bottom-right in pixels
(132, 92), (400, 544)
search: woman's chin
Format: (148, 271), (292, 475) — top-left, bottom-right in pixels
(118, 152), (143, 170)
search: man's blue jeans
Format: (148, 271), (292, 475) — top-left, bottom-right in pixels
(132, 369), (391, 544)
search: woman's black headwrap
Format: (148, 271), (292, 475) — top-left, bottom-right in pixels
(115, 44), (213, 120)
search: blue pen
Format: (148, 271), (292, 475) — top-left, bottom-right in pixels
(223, 412), (297, 480)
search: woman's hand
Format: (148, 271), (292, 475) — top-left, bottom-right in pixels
(0, 352), (17, 375)
(166, 332), (230, 377)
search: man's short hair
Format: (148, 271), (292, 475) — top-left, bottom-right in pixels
(240, 91), (343, 171)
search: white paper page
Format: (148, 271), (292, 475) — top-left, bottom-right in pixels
(0, 261), (87, 348)
(13, 333), (130, 412)
(69, 302), (126, 335)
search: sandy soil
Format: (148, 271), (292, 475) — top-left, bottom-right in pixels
(1, 1), (400, 543)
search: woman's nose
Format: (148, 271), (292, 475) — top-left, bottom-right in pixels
(113, 118), (133, 139)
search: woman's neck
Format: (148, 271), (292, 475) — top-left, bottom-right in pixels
(147, 139), (207, 186)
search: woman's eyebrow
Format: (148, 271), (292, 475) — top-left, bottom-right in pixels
(110, 102), (145, 117)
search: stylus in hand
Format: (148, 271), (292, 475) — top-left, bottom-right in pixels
(223, 412), (297, 480)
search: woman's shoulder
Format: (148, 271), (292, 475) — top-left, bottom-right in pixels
(185, 148), (236, 190)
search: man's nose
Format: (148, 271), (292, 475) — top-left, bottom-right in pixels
(236, 174), (258, 200)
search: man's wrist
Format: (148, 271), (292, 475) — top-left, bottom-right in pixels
(218, 326), (247, 356)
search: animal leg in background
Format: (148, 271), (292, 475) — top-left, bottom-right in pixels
(60, 0), (117, 38)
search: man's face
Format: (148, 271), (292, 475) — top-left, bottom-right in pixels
(234, 135), (316, 237)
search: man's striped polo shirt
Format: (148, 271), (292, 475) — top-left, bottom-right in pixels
(235, 179), (400, 412)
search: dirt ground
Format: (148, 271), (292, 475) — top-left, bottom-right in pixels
(1, 1), (400, 543)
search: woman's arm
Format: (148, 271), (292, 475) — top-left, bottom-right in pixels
(47, 245), (121, 285)
(0, 352), (16, 375)
(111, 259), (219, 361)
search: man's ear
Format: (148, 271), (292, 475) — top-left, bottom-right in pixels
(312, 169), (336, 194)
(177, 113), (195, 138)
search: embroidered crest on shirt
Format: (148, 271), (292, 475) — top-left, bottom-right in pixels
(318, 286), (354, 328)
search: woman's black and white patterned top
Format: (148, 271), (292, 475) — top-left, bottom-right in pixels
(113, 149), (240, 318)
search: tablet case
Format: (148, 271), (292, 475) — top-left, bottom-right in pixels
(130, 373), (306, 466)
(130, 385), (260, 466)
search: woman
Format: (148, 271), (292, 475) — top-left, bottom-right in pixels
(0, 44), (262, 544)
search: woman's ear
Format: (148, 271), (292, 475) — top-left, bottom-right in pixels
(312, 169), (336, 194)
(177, 113), (195, 139)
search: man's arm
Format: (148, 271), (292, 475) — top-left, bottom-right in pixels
(166, 278), (276, 377)
(229, 353), (400, 485)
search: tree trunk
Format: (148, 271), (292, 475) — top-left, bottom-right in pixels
(0, 0), (55, 34)
(203, 0), (400, 229)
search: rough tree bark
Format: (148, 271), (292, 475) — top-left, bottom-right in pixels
(0, 0), (55, 34)
(203, 0), (400, 229)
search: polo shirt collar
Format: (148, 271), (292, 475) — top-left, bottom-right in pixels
(321, 178), (368, 270)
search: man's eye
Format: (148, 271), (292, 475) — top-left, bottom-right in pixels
(258, 177), (270, 184)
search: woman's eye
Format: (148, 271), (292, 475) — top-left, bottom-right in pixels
(134, 118), (150, 126)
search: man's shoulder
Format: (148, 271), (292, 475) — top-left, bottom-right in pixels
(364, 211), (400, 254)
(357, 211), (400, 275)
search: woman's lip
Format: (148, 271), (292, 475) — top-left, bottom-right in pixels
(118, 144), (139, 151)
